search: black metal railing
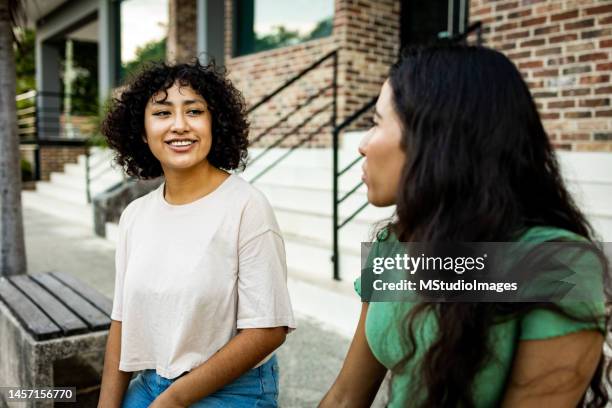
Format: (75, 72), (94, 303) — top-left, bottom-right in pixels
(246, 49), (338, 182)
(17, 89), (102, 199)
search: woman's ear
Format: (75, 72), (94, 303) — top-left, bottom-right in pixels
(142, 133), (148, 144)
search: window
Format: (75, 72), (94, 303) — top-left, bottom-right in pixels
(120, 0), (168, 80)
(234, 0), (334, 57)
(400, 0), (470, 48)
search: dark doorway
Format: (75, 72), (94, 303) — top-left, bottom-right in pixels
(400, 0), (469, 50)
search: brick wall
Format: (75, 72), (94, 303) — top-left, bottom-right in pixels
(471, 0), (612, 151)
(167, 0), (198, 62)
(39, 146), (87, 181)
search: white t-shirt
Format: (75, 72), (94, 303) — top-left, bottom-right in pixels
(111, 174), (296, 379)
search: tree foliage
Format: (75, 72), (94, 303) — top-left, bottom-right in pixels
(121, 37), (166, 81)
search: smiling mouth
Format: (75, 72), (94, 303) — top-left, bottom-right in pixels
(165, 139), (197, 147)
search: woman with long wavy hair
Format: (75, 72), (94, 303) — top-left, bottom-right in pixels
(320, 45), (610, 407)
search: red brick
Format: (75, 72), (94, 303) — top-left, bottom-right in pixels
(519, 60), (544, 69)
(580, 75), (610, 85)
(521, 38), (546, 47)
(595, 86), (612, 95)
(585, 4), (612, 16)
(534, 25), (560, 36)
(562, 88), (591, 97)
(551, 10), (579, 22)
(582, 28), (612, 39)
(596, 110), (612, 117)
(496, 1), (519, 11)
(564, 111), (592, 118)
(533, 69), (559, 77)
(549, 33), (578, 44)
(508, 50), (532, 60)
(601, 39), (612, 48)
(597, 63), (612, 71)
(548, 100), (575, 109)
(540, 112), (560, 120)
(579, 98), (610, 107)
(561, 133), (589, 141)
(547, 56), (575, 66)
(507, 30), (530, 40)
(522, 16), (547, 27)
(535, 47), (562, 57)
(599, 15), (612, 25)
(508, 9), (532, 19)
(562, 66), (591, 75)
(497, 22), (519, 31)
(564, 19), (595, 31)
(579, 52), (608, 62)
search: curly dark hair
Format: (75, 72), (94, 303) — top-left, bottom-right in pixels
(102, 59), (249, 179)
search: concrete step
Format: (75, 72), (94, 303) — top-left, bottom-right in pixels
(49, 171), (124, 196)
(35, 181), (89, 205)
(22, 190), (93, 228)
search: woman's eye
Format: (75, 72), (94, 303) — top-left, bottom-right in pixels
(153, 111), (170, 117)
(187, 109), (203, 115)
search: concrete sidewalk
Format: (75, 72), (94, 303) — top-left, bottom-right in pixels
(22, 206), (386, 407)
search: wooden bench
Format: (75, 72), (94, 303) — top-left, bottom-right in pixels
(0, 272), (112, 408)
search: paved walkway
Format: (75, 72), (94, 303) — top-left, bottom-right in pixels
(22, 206), (387, 407)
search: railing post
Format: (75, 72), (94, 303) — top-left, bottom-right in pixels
(85, 146), (91, 203)
(332, 51), (340, 281)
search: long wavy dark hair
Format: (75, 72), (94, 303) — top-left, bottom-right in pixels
(386, 45), (610, 407)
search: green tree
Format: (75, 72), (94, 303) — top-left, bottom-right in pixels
(0, 0), (27, 276)
(254, 25), (301, 53)
(304, 17), (333, 41)
(14, 27), (34, 95)
(121, 37), (166, 80)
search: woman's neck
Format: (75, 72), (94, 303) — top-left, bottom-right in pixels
(162, 161), (229, 205)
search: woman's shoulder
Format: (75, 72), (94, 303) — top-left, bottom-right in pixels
(118, 184), (163, 225)
(517, 225), (589, 243)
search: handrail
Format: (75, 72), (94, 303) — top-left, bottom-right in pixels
(249, 102), (332, 167)
(450, 21), (483, 44)
(246, 50), (338, 178)
(247, 49), (338, 114)
(331, 96), (376, 281)
(249, 85), (332, 146)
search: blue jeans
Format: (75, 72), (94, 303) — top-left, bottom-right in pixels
(121, 355), (279, 407)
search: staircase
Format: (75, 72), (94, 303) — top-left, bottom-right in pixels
(22, 147), (124, 228)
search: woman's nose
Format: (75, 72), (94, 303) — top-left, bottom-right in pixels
(358, 129), (373, 157)
(171, 113), (189, 133)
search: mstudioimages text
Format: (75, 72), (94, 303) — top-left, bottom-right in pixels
(373, 279), (518, 293)
(372, 253), (488, 275)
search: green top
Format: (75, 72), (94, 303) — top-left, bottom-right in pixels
(355, 226), (606, 407)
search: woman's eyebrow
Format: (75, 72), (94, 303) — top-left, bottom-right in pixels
(152, 99), (206, 106)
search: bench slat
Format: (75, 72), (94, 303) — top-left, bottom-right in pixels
(0, 278), (62, 341)
(32, 274), (110, 331)
(50, 272), (113, 317)
(9, 275), (88, 336)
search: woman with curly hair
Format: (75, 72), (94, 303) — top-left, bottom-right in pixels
(97, 60), (295, 408)
(320, 45), (609, 407)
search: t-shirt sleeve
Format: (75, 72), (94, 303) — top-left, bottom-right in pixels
(236, 191), (296, 331)
(110, 210), (130, 321)
(520, 246), (606, 340)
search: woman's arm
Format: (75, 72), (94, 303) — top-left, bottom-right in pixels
(319, 303), (387, 408)
(152, 327), (286, 407)
(98, 320), (133, 408)
(502, 330), (603, 407)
